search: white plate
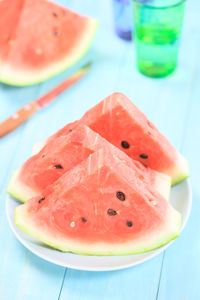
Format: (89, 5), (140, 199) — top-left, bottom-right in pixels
(6, 180), (192, 271)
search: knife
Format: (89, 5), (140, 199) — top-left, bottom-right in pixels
(0, 63), (90, 138)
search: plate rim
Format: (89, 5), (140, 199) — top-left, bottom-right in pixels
(6, 179), (192, 271)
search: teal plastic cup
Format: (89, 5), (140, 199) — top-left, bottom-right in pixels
(133, 0), (186, 78)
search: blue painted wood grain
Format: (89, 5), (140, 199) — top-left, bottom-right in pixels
(0, 0), (200, 299)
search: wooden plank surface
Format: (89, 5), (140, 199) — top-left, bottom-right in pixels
(0, 0), (199, 299)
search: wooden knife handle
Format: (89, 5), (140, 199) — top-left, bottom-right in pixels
(0, 102), (38, 138)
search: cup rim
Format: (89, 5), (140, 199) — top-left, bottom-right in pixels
(132, 0), (186, 9)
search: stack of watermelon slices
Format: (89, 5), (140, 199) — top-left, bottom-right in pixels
(7, 93), (189, 255)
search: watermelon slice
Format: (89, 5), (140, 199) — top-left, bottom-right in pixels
(15, 148), (181, 255)
(7, 125), (171, 202)
(0, 0), (98, 86)
(36, 93), (189, 185)
(32, 120), (79, 155)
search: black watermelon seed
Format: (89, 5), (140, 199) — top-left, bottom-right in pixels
(81, 217), (87, 223)
(68, 129), (73, 132)
(55, 164), (63, 169)
(54, 30), (59, 36)
(116, 191), (125, 201)
(107, 208), (117, 216)
(38, 197), (45, 204)
(139, 153), (148, 159)
(52, 12), (58, 17)
(121, 141), (130, 149)
(126, 220), (133, 227)
(42, 154), (45, 158)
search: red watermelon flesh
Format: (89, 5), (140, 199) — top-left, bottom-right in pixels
(42, 92), (189, 185)
(7, 125), (171, 203)
(15, 148), (181, 255)
(0, 0), (24, 62)
(0, 0), (97, 86)
(32, 120), (79, 155)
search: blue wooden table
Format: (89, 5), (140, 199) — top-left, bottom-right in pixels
(0, 0), (200, 299)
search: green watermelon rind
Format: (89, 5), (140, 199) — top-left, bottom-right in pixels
(170, 157), (189, 186)
(0, 19), (98, 86)
(32, 141), (46, 155)
(32, 137), (190, 188)
(15, 204), (181, 256)
(153, 172), (171, 201)
(7, 169), (39, 203)
(31, 142), (190, 187)
(32, 139), (172, 202)
(7, 164), (171, 203)
(32, 139), (187, 189)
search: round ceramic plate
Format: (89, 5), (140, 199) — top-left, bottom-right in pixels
(6, 180), (192, 271)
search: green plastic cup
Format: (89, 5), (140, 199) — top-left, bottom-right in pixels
(133, 0), (186, 78)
